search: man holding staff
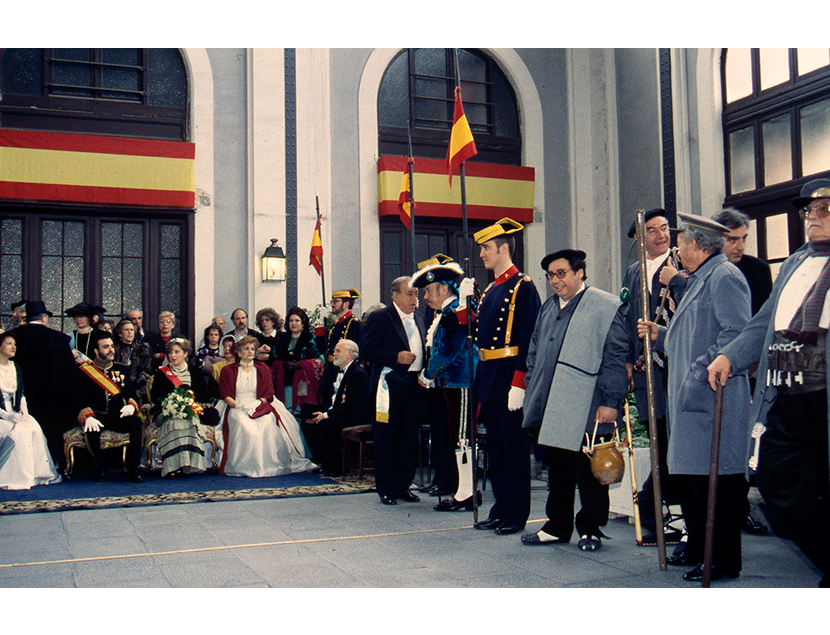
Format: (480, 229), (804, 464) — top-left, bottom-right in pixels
(639, 212), (751, 582)
(708, 179), (830, 588)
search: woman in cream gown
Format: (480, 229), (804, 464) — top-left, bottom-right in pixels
(216, 336), (316, 477)
(0, 331), (61, 490)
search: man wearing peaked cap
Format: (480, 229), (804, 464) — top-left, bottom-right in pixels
(621, 209), (684, 543)
(640, 209), (752, 581)
(521, 248), (629, 551)
(471, 218), (541, 534)
(412, 256), (479, 509)
(708, 178), (830, 588)
(319, 288), (363, 373)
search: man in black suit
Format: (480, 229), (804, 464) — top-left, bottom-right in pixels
(363, 276), (427, 505)
(302, 339), (372, 476)
(11, 300), (78, 468)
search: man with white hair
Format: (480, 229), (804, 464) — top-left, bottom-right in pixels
(302, 339), (372, 477)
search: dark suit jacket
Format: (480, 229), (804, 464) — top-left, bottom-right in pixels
(362, 304), (427, 389)
(315, 361), (372, 427)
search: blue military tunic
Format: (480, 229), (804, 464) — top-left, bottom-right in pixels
(424, 296), (477, 388)
(474, 265), (541, 401)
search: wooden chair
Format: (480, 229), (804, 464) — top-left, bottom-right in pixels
(63, 426), (129, 474)
(341, 424), (373, 480)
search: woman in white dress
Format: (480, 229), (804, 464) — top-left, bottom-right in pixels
(216, 336), (316, 477)
(0, 331), (62, 490)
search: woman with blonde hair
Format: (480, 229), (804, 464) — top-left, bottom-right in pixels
(216, 336), (315, 477)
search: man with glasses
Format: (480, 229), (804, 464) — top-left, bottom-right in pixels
(708, 178), (830, 588)
(520, 249), (628, 551)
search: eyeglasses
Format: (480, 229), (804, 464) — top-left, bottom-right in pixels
(799, 202), (830, 220)
(545, 269), (572, 280)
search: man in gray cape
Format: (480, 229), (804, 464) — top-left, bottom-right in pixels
(520, 249), (629, 552)
(709, 179), (830, 588)
(640, 212), (751, 582)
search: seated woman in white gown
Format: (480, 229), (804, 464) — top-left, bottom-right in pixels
(0, 331), (62, 490)
(216, 335), (316, 477)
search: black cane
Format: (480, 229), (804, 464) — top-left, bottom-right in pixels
(702, 380), (724, 588)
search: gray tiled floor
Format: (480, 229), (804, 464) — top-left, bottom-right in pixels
(0, 480), (823, 590)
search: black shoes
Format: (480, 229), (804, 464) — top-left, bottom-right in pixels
(399, 491), (420, 503)
(743, 514), (768, 534)
(379, 495), (397, 505)
(666, 551), (695, 567)
(474, 517), (502, 530)
(494, 523), (524, 536)
(682, 564), (740, 582)
(577, 535), (602, 551)
(521, 531), (568, 546)
(434, 497), (474, 512)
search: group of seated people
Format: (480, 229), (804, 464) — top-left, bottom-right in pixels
(0, 301), (353, 490)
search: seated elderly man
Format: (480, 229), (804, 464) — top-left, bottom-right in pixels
(301, 339), (372, 477)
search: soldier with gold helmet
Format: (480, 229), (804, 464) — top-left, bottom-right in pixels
(471, 218), (541, 535)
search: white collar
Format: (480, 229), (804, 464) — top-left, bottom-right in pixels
(393, 302), (415, 321)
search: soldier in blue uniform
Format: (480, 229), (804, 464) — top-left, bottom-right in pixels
(316, 288), (363, 373)
(472, 218), (541, 535)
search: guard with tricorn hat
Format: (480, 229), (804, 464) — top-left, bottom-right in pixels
(411, 255), (479, 511)
(470, 217), (541, 535)
(319, 288), (363, 369)
(707, 178), (830, 588)
(639, 210), (752, 582)
(521, 247), (629, 551)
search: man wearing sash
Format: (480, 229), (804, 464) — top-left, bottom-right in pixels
(709, 179), (830, 588)
(472, 218), (541, 535)
(521, 249), (629, 551)
(76, 331), (144, 482)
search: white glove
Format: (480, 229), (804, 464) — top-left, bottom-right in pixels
(458, 277), (475, 309)
(507, 386), (525, 411)
(11, 412), (26, 424)
(84, 417), (104, 433)
(120, 404), (136, 418)
(418, 370), (435, 389)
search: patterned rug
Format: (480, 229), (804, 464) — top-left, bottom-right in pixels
(0, 470), (376, 515)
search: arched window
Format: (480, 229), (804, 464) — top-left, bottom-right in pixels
(377, 49), (523, 293)
(0, 48), (188, 140)
(722, 48), (830, 273)
(378, 48), (520, 164)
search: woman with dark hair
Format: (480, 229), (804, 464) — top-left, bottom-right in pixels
(270, 306), (323, 414)
(255, 307), (283, 362)
(113, 318), (153, 404)
(216, 336), (316, 477)
(194, 323), (224, 390)
(0, 331), (61, 489)
(150, 338), (218, 477)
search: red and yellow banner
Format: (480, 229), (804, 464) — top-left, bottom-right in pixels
(445, 87), (477, 186)
(0, 129), (195, 208)
(378, 156), (535, 223)
(309, 217), (323, 275)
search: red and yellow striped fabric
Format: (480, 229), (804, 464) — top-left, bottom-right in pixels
(445, 87), (477, 186)
(378, 155), (535, 223)
(0, 129), (195, 208)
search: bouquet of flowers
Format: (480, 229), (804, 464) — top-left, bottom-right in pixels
(160, 386), (204, 421)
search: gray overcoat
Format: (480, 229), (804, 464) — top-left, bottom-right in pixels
(720, 243), (830, 489)
(654, 253), (752, 475)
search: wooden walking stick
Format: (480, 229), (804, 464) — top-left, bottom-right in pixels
(702, 380), (725, 588)
(624, 398), (643, 546)
(635, 209), (667, 570)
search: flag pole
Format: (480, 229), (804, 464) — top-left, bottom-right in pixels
(453, 50), (479, 524)
(316, 195), (327, 309)
(407, 126), (417, 273)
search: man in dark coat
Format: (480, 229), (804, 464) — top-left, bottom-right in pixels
(11, 300), (78, 467)
(75, 330), (144, 482)
(363, 276), (427, 505)
(302, 339), (372, 476)
(471, 218), (541, 535)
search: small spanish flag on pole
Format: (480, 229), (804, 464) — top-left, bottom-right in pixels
(397, 159), (414, 230)
(445, 86), (477, 187)
(309, 203), (324, 276)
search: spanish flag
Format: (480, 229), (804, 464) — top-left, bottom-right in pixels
(309, 217), (323, 275)
(445, 87), (477, 187)
(397, 159), (413, 230)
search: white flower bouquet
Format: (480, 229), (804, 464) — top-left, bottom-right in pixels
(160, 386), (204, 421)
